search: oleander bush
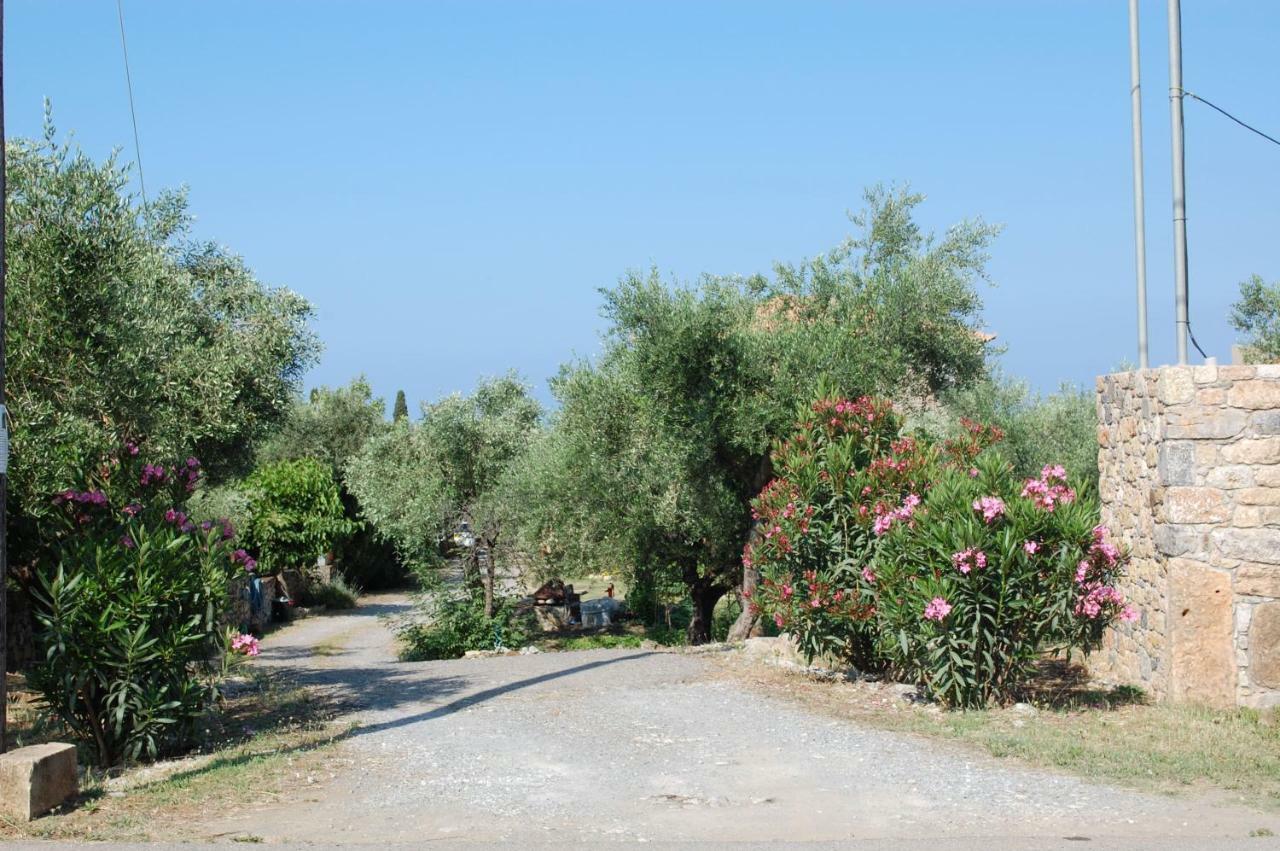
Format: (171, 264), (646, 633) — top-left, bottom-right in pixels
(28, 446), (245, 765)
(748, 394), (1135, 708)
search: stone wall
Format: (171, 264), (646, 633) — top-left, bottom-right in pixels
(1093, 365), (1280, 708)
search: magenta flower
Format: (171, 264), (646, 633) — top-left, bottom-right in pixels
(1023, 540), (1040, 555)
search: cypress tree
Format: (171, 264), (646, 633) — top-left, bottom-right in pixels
(393, 389), (409, 422)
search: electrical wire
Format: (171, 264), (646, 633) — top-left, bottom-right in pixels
(1172, 88), (1271, 361)
(115, 0), (148, 213)
(1178, 88), (1280, 149)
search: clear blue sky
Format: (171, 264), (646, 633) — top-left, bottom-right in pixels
(7, 1), (1278, 412)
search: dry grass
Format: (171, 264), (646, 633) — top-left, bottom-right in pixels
(714, 655), (1280, 811)
(0, 671), (346, 842)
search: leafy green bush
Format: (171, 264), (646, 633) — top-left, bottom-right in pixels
(242, 458), (354, 574)
(398, 590), (530, 661)
(749, 395), (1135, 707)
(29, 446), (243, 765)
(872, 455), (1133, 707)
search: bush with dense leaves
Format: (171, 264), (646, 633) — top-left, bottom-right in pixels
(241, 458), (354, 574)
(397, 589), (530, 661)
(748, 395), (1135, 707)
(28, 446), (242, 765)
(871, 456), (1134, 707)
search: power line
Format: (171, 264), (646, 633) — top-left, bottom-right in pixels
(115, 0), (148, 213)
(1178, 88), (1280, 149)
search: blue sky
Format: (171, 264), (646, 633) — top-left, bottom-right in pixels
(7, 1), (1278, 412)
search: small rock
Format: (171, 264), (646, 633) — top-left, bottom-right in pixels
(518, 645), (542, 655)
(1010, 702), (1038, 717)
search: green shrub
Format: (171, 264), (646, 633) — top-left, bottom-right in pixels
(872, 455), (1132, 707)
(749, 395), (1135, 707)
(398, 589), (530, 661)
(242, 458), (354, 573)
(300, 574), (361, 610)
(29, 446), (243, 765)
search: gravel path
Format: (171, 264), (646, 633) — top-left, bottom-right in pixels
(200, 594), (1279, 846)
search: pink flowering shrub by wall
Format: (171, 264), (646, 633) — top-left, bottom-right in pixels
(749, 396), (1134, 708)
(28, 443), (249, 765)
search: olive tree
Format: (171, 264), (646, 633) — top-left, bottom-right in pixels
(5, 118), (318, 574)
(1230, 274), (1280, 364)
(346, 374), (542, 613)
(506, 187), (999, 643)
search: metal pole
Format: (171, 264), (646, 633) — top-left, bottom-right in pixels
(1129, 0), (1150, 369)
(0, 0), (9, 755)
(1168, 0), (1190, 364)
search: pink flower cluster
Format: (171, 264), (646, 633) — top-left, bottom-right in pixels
(923, 597), (952, 622)
(861, 565), (877, 584)
(1021, 464), (1076, 512)
(972, 495), (1006, 524)
(873, 493), (921, 536)
(1073, 525), (1137, 621)
(140, 463), (169, 487)
(230, 633), (261, 657)
(951, 548), (987, 575)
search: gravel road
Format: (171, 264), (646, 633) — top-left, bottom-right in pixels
(197, 594), (1279, 846)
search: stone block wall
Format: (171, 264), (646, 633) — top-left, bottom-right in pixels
(1093, 365), (1280, 708)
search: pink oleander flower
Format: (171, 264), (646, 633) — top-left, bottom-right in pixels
(923, 597), (952, 622)
(230, 633), (261, 657)
(861, 566), (876, 585)
(1023, 540), (1040, 555)
(951, 548), (987, 575)
(773, 612), (785, 629)
(968, 467), (980, 478)
(972, 496), (1006, 524)
(1121, 605), (1139, 622)
(1021, 465), (1076, 512)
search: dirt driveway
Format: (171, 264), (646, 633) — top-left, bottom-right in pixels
(195, 594), (1279, 845)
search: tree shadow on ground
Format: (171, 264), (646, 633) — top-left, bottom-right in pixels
(256, 596), (658, 738)
(1020, 659), (1148, 710)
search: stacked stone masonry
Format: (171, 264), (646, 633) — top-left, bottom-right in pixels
(1092, 365), (1280, 708)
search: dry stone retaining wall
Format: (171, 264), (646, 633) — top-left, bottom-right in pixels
(1093, 364), (1280, 708)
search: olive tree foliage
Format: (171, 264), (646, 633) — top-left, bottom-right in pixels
(255, 377), (387, 477)
(502, 187), (999, 643)
(1230, 274), (1280, 364)
(5, 118), (318, 569)
(935, 371), (1099, 493)
(346, 374), (542, 611)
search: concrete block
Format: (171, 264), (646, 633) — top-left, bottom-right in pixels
(0, 743), (78, 821)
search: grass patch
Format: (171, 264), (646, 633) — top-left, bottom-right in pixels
(717, 656), (1280, 811)
(298, 574), (361, 610)
(0, 670), (345, 842)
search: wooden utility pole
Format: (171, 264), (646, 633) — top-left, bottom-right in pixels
(0, 0), (9, 755)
